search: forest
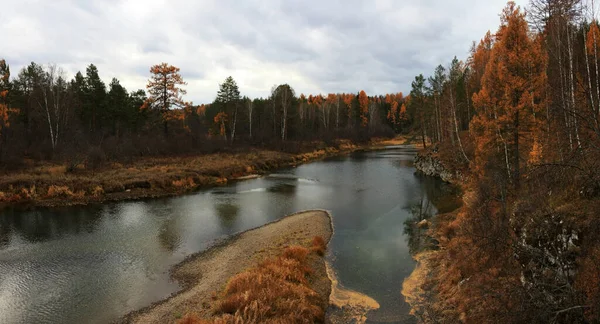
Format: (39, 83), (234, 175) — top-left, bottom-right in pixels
(405, 1), (600, 323)
(0, 60), (409, 167)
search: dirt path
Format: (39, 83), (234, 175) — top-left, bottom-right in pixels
(119, 210), (333, 324)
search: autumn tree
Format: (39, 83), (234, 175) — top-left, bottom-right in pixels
(471, 2), (547, 187)
(0, 59), (17, 154)
(144, 63), (187, 136)
(358, 90), (369, 128)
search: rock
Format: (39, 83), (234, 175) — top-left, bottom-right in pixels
(414, 152), (458, 183)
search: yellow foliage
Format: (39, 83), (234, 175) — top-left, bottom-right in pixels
(92, 186), (104, 197)
(46, 185), (74, 198)
(172, 177), (196, 189)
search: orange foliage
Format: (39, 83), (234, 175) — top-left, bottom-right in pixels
(358, 90), (369, 127)
(342, 93), (354, 118)
(470, 2), (547, 182)
(145, 63), (187, 115)
(587, 21), (600, 56)
(214, 112), (228, 137)
(180, 245), (325, 324)
(0, 59), (17, 136)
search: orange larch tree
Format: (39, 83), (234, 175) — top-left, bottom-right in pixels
(0, 59), (17, 145)
(358, 90), (369, 127)
(144, 63), (188, 136)
(471, 2), (547, 187)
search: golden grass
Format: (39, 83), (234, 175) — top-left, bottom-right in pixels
(179, 239), (329, 324)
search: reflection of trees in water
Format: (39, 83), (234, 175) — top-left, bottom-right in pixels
(403, 175), (460, 256)
(267, 182), (297, 195)
(0, 206), (104, 246)
(0, 217), (11, 248)
(214, 199), (240, 231)
(392, 158), (414, 168)
(158, 216), (181, 252)
(403, 193), (436, 256)
(416, 174), (462, 214)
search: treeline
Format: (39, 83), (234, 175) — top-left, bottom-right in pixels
(0, 60), (413, 168)
(409, 1), (600, 323)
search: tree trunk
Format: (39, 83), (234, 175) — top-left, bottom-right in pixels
(513, 110), (520, 189)
(450, 89), (470, 162)
(248, 100), (253, 139)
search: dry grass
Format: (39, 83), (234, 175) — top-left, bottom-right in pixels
(179, 241), (328, 324)
(0, 137), (393, 207)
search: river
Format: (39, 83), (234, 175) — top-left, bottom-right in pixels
(0, 145), (457, 324)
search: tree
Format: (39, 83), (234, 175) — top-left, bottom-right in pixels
(471, 2), (547, 187)
(428, 65), (447, 142)
(215, 76), (241, 143)
(358, 90), (369, 127)
(106, 78), (129, 136)
(271, 84), (295, 141)
(144, 63), (187, 136)
(36, 64), (73, 151)
(448, 57), (471, 162)
(410, 75), (428, 148)
(83, 64), (107, 135)
(0, 59), (17, 149)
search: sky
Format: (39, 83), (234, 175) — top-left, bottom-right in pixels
(2, 0), (517, 104)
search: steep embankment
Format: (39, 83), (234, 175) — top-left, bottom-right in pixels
(413, 149), (463, 183)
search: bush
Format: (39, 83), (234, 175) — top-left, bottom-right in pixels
(311, 236), (327, 256)
(86, 147), (106, 170)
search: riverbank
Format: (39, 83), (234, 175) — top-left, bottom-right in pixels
(0, 137), (409, 209)
(118, 209), (333, 323)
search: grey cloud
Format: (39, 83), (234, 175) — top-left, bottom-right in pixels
(2, 0), (513, 103)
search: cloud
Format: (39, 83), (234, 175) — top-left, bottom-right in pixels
(1, 0), (514, 103)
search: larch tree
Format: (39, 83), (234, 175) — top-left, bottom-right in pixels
(358, 90), (369, 128)
(144, 63), (187, 136)
(471, 2), (547, 187)
(0, 59), (16, 149)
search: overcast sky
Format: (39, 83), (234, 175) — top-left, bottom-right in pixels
(2, 0), (516, 103)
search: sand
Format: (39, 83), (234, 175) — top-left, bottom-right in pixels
(118, 210), (333, 324)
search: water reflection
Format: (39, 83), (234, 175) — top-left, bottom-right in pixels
(0, 206), (104, 246)
(214, 199), (240, 231)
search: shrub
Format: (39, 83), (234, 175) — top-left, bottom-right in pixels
(46, 185), (74, 198)
(172, 177), (196, 190)
(91, 186), (104, 197)
(311, 236), (327, 256)
(86, 147), (106, 170)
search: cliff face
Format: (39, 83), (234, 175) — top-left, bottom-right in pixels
(413, 151), (459, 183)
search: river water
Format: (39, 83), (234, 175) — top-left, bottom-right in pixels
(0, 145), (456, 324)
